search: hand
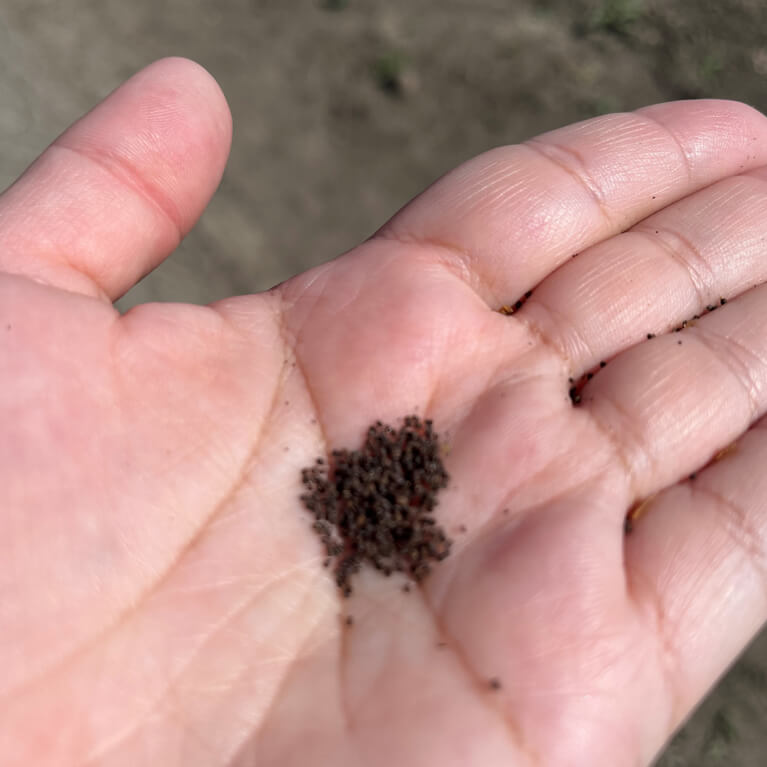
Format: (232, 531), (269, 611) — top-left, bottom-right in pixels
(3, 57), (767, 767)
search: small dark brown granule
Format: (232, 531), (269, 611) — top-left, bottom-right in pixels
(489, 678), (502, 691)
(721, 297), (727, 305)
(647, 333), (655, 340)
(689, 473), (697, 480)
(498, 290), (532, 316)
(402, 583), (411, 593)
(599, 361), (607, 368)
(677, 340), (682, 345)
(586, 372), (593, 380)
(300, 415), (452, 597)
(569, 387), (581, 405)
(706, 305), (716, 312)
(345, 615), (354, 627)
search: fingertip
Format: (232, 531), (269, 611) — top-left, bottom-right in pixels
(636, 99), (767, 180)
(135, 57), (233, 156)
(57, 55), (233, 239)
(640, 97), (766, 126)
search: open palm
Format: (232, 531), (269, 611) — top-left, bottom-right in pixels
(4, 59), (767, 767)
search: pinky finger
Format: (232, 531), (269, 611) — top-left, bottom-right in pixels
(625, 420), (767, 728)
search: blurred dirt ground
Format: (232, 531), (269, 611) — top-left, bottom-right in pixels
(2, 1), (767, 764)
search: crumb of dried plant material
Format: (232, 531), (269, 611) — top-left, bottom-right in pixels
(497, 290), (532, 316)
(714, 442), (738, 462)
(489, 677), (502, 691)
(300, 415), (452, 597)
(624, 493), (656, 535)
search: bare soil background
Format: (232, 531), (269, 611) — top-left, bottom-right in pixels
(1, 1), (767, 764)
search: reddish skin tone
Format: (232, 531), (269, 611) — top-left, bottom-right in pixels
(2, 58), (767, 767)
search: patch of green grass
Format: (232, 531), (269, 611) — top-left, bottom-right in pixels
(700, 52), (724, 82)
(591, 96), (621, 116)
(703, 708), (738, 760)
(591, 0), (644, 36)
(371, 52), (406, 96)
(711, 709), (736, 744)
(320, 0), (349, 11)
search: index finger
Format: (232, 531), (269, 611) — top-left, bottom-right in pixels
(378, 100), (767, 305)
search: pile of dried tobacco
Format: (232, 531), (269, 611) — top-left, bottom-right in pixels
(300, 415), (452, 596)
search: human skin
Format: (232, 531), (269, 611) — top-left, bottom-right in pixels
(2, 57), (767, 767)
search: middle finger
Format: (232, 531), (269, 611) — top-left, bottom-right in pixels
(519, 167), (767, 375)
